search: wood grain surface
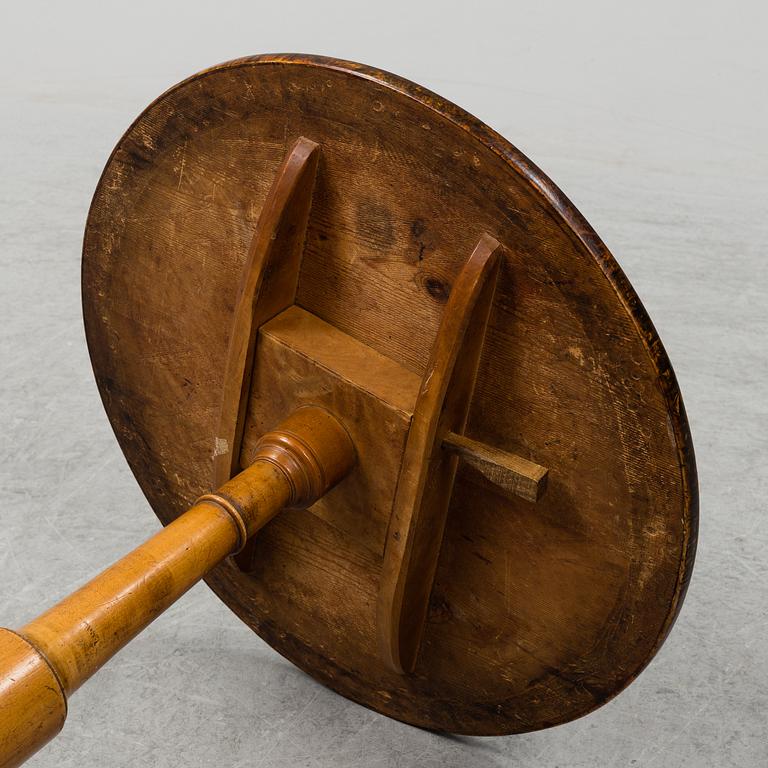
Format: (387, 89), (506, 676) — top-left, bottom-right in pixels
(0, 630), (66, 768)
(81, 54), (697, 734)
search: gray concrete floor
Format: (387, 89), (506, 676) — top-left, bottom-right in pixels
(1, 2), (766, 766)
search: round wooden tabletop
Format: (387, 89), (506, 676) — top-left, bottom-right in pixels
(82, 54), (697, 734)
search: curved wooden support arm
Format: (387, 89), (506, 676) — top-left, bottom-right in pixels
(0, 407), (354, 768)
(377, 235), (506, 674)
(213, 136), (320, 490)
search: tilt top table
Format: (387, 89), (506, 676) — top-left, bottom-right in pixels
(0, 54), (697, 767)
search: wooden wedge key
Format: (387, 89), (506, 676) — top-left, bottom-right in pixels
(0, 54), (697, 767)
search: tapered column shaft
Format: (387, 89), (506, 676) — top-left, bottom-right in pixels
(0, 406), (355, 768)
(19, 460), (290, 697)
